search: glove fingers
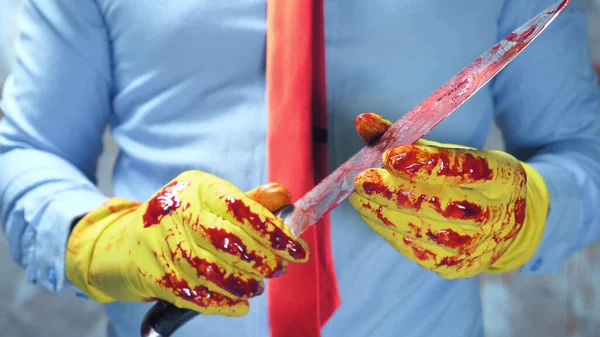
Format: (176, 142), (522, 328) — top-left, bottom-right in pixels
(185, 210), (287, 279)
(382, 143), (524, 190)
(349, 193), (482, 254)
(361, 216), (441, 270)
(137, 230), (252, 315)
(361, 215), (495, 277)
(152, 270), (250, 316)
(433, 230), (508, 278)
(353, 168), (506, 226)
(435, 249), (497, 279)
(195, 173), (310, 263)
(167, 238), (265, 300)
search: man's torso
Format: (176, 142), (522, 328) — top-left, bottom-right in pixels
(96, 1), (507, 336)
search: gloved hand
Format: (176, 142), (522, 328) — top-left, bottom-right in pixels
(349, 113), (550, 278)
(66, 171), (308, 316)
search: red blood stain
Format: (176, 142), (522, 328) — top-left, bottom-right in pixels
(362, 202), (396, 227)
(501, 222), (523, 245)
(361, 178), (487, 222)
(375, 206), (395, 227)
(433, 199), (486, 222)
(412, 245), (437, 261)
(143, 181), (187, 227)
(513, 198), (526, 225)
(361, 177), (419, 210)
(547, 0), (569, 14)
(355, 112), (391, 145)
(438, 256), (464, 267)
(225, 197), (307, 260)
(490, 43), (502, 55)
(157, 272), (243, 308)
(172, 243), (263, 298)
(412, 194), (429, 211)
(492, 198), (527, 245)
(439, 152), (493, 181)
(362, 181), (395, 200)
(426, 227), (473, 249)
(106, 203), (118, 213)
(408, 223), (423, 238)
(466, 257), (477, 270)
(204, 226), (285, 278)
(506, 25), (536, 43)
(385, 147), (437, 177)
(403, 237), (437, 261)
(490, 250), (504, 266)
(385, 147), (493, 182)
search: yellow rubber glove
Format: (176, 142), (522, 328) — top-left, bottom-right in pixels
(66, 170), (309, 316)
(349, 113), (550, 278)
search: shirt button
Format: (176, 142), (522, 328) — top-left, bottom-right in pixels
(48, 268), (57, 286)
(530, 258), (543, 272)
(76, 292), (89, 299)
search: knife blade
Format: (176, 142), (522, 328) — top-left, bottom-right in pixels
(140, 0), (571, 336)
(283, 0), (572, 238)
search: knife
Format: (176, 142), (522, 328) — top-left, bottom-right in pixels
(140, 0), (571, 335)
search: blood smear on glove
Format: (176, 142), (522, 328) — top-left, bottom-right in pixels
(361, 177), (487, 222)
(361, 202), (396, 228)
(172, 243), (264, 298)
(403, 238), (437, 261)
(157, 272), (244, 308)
(225, 197), (307, 260)
(492, 198), (526, 244)
(204, 226), (286, 277)
(428, 198), (487, 223)
(385, 148), (493, 182)
(425, 228), (472, 250)
(143, 181), (187, 227)
(437, 256), (464, 267)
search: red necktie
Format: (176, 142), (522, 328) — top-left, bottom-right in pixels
(266, 0), (341, 336)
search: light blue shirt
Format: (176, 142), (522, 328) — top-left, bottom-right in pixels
(1, 0), (600, 336)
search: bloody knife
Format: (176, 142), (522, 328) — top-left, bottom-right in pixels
(140, 0), (572, 335)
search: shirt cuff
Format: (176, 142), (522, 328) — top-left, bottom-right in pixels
(31, 189), (109, 293)
(518, 161), (580, 274)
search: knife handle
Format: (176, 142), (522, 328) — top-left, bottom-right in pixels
(141, 300), (198, 337)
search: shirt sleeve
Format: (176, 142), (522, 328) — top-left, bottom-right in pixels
(492, 0), (600, 274)
(0, 0), (111, 293)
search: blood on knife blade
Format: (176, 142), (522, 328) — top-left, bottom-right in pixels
(283, 0), (572, 238)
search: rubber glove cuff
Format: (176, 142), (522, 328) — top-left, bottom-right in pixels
(66, 197), (138, 302)
(487, 162), (550, 273)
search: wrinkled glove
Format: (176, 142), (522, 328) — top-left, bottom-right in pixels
(66, 170), (308, 316)
(349, 113), (550, 278)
